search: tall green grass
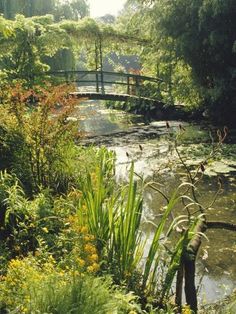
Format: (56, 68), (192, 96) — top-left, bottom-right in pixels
(28, 275), (134, 314)
(142, 188), (179, 292)
(79, 150), (202, 303)
(80, 148), (117, 249)
(110, 163), (144, 282)
(81, 159), (144, 283)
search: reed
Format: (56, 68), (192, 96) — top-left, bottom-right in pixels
(110, 163), (144, 282)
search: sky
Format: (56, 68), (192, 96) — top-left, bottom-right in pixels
(88, 0), (127, 18)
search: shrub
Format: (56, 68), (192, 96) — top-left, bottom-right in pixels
(0, 83), (79, 195)
(0, 256), (139, 314)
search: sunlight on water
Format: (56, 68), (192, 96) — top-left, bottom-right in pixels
(78, 100), (236, 303)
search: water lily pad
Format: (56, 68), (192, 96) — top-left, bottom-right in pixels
(204, 161), (236, 176)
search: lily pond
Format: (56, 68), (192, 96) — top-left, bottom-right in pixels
(76, 99), (236, 304)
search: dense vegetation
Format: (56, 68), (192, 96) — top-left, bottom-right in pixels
(0, 1), (235, 313)
(1, 0), (235, 125)
(0, 83), (192, 313)
(117, 0), (236, 125)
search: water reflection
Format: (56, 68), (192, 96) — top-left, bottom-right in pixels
(78, 100), (236, 303)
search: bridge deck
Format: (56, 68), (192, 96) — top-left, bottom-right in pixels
(70, 92), (163, 104)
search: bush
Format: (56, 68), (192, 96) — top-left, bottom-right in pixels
(0, 256), (139, 314)
(0, 83), (79, 195)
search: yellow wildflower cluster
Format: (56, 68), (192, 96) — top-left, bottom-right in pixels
(87, 262), (100, 273)
(182, 305), (192, 314)
(83, 234), (95, 242)
(84, 243), (97, 254)
(61, 221), (100, 275)
(83, 242), (100, 274)
(66, 215), (81, 232)
(77, 257), (86, 267)
(0, 257), (44, 310)
(80, 225), (88, 234)
(73, 240), (100, 274)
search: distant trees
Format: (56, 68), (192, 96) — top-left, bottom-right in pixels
(0, 0), (55, 19)
(0, 0), (89, 20)
(54, 0), (89, 21)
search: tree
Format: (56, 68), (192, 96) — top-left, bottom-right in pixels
(0, 14), (71, 85)
(98, 14), (116, 25)
(0, 0), (55, 19)
(54, 0), (89, 21)
(123, 0), (236, 124)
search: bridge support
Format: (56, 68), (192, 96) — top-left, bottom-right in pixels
(95, 42), (100, 93)
(135, 76), (140, 96)
(127, 76), (130, 94)
(98, 37), (105, 94)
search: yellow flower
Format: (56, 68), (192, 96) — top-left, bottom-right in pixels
(80, 226), (88, 234)
(182, 305), (192, 314)
(84, 234), (95, 242)
(42, 227), (49, 233)
(9, 259), (22, 269)
(83, 235), (90, 242)
(88, 253), (98, 263)
(77, 258), (85, 267)
(92, 262), (99, 272)
(87, 265), (94, 273)
(86, 263), (99, 273)
(84, 243), (96, 254)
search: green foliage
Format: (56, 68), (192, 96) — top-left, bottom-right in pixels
(0, 0), (55, 19)
(108, 163), (144, 286)
(78, 154), (201, 302)
(0, 16), (14, 37)
(79, 147), (116, 249)
(120, 0), (236, 123)
(0, 81), (226, 311)
(54, 0), (90, 21)
(142, 189), (179, 292)
(0, 14), (72, 85)
(0, 256), (138, 313)
(0, 0), (89, 21)
(0, 84), (79, 194)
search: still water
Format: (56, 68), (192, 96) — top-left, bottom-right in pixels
(77, 100), (236, 304)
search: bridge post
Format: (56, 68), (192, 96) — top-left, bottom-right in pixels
(135, 76), (140, 95)
(96, 72), (99, 92)
(65, 72), (69, 84)
(95, 42), (100, 93)
(100, 71), (105, 94)
(98, 37), (105, 94)
(127, 76), (130, 94)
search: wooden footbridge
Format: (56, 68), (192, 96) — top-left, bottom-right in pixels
(48, 70), (169, 103)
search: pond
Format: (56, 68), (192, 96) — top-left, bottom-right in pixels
(76, 99), (236, 304)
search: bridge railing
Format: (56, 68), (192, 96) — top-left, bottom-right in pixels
(46, 70), (169, 97)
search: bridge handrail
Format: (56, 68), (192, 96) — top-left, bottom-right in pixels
(47, 70), (166, 84)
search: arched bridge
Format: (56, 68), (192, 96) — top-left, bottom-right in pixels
(47, 70), (169, 103)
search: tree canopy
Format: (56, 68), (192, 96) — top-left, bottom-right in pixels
(0, 0), (89, 21)
(119, 0), (236, 124)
